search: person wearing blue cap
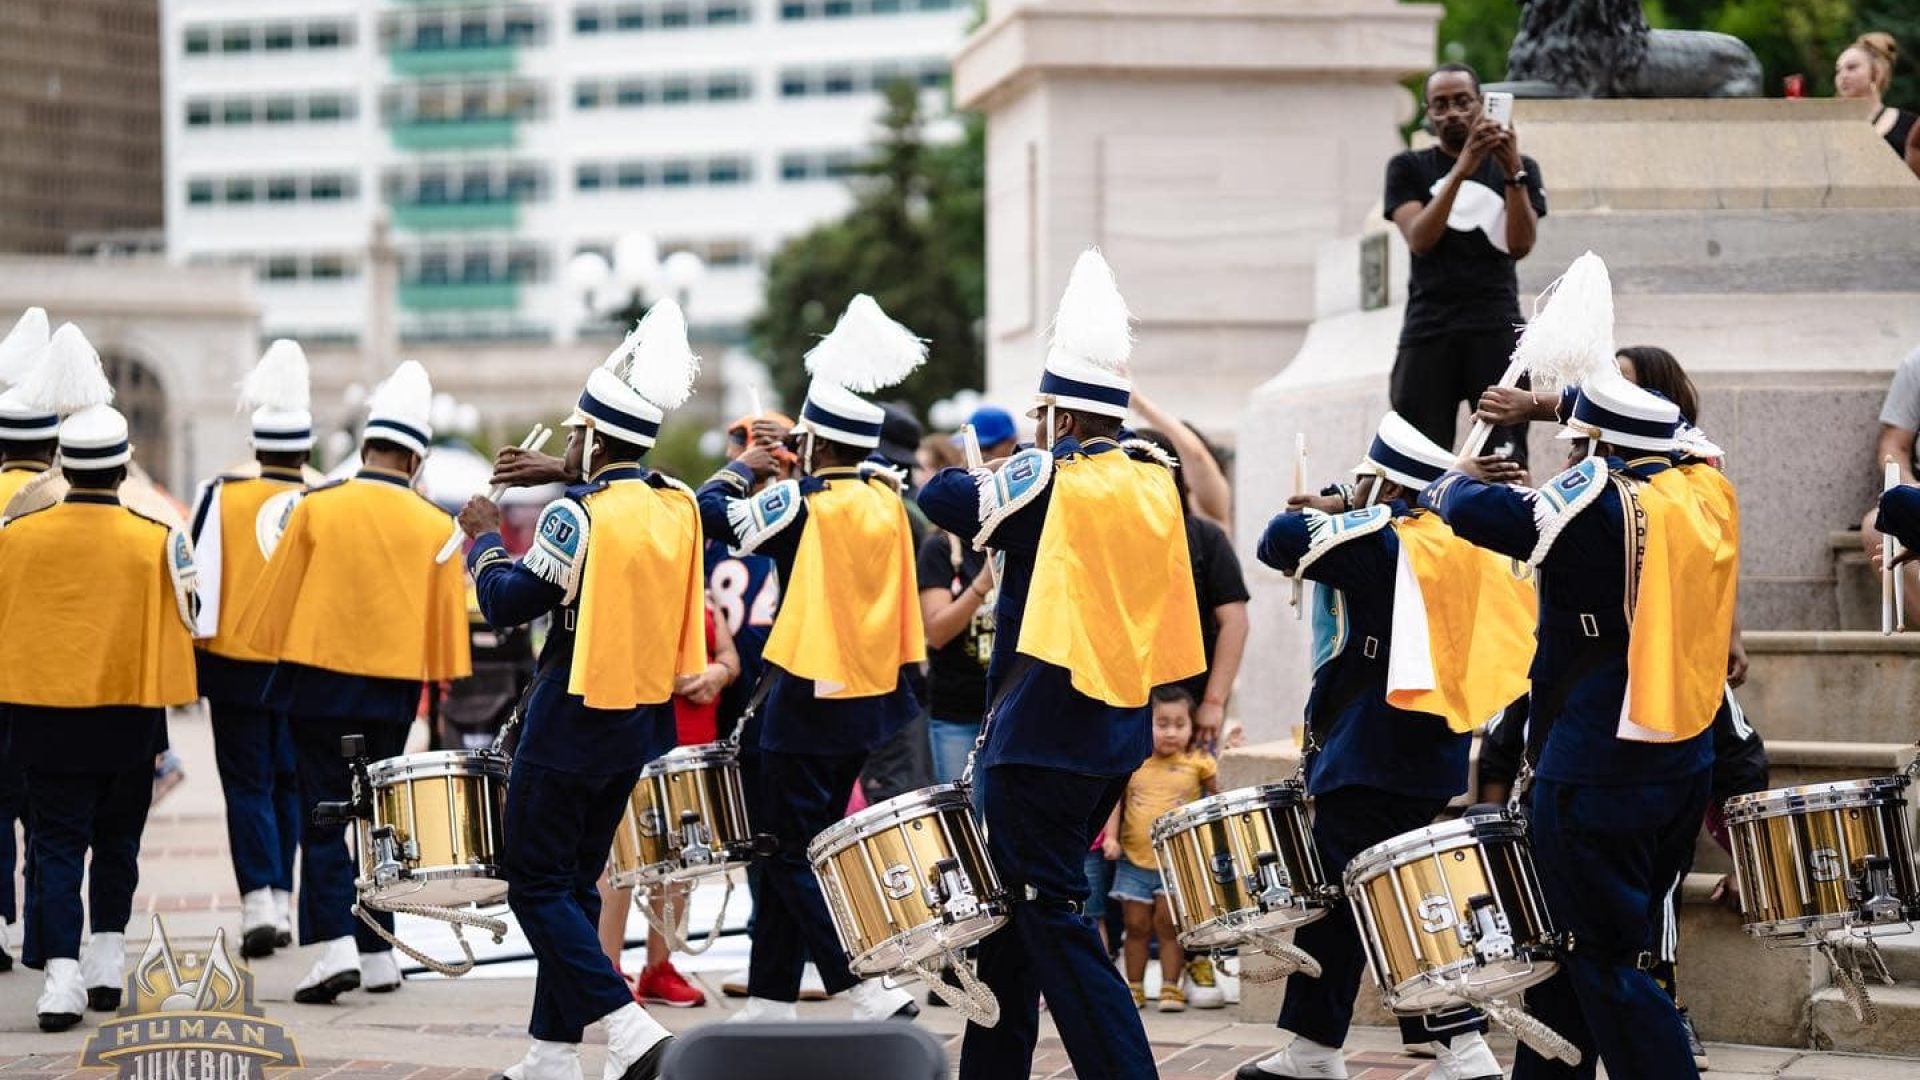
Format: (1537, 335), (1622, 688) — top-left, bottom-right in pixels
(955, 405), (1019, 459)
(1242, 413), (1526, 1080)
(1422, 372), (1740, 1080)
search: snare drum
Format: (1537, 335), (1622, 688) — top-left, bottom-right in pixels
(1152, 784), (1332, 950)
(809, 784), (1007, 977)
(1724, 775), (1919, 939)
(1346, 807), (1560, 1013)
(357, 751), (509, 908)
(609, 743), (753, 889)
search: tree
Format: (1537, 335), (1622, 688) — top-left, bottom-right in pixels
(751, 81), (985, 419)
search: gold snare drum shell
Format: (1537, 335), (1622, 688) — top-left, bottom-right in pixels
(1724, 775), (1918, 938)
(359, 751), (510, 908)
(1151, 784), (1329, 949)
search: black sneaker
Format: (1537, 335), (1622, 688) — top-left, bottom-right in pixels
(1679, 1007), (1709, 1071)
(0, 941), (12, 974)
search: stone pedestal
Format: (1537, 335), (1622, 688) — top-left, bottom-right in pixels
(1235, 98), (1920, 745)
(954, 0), (1440, 435)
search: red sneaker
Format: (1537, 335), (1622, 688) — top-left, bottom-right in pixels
(635, 961), (707, 1008)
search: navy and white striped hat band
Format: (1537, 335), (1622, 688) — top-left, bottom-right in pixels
(577, 386), (661, 447)
(0, 412), (59, 441)
(802, 397), (883, 446)
(1359, 436), (1447, 488)
(1568, 394), (1678, 448)
(62, 439), (131, 463)
(363, 417), (430, 453)
(1036, 370), (1130, 416)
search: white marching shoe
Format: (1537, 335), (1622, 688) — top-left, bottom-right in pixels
(241, 888), (279, 959)
(1235, 1035), (1349, 1079)
(293, 936), (361, 1004)
(272, 889), (294, 947)
(362, 949), (402, 993)
(491, 1040), (583, 1080)
(37, 958), (87, 1032)
(727, 997), (797, 1024)
(846, 978), (918, 1022)
(600, 1002), (672, 1080)
(81, 931), (126, 1011)
(1433, 1033), (1502, 1080)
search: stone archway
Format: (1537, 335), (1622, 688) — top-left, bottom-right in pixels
(101, 351), (171, 487)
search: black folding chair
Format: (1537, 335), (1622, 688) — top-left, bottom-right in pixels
(659, 1021), (948, 1080)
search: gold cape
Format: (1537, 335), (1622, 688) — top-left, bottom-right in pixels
(1384, 512), (1536, 733)
(1018, 448), (1205, 708)
(237, 473), (472, 682)
(197, 469), (307, 663)
(763, 473), (925, 698)
(0, 500), (197, 707)
(570, 481), (709, 709)
(1619, 463), (1740, 743)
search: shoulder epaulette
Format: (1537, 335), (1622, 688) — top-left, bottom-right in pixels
(973, 446), (1053, 551)
(305, 477), (349, 495)
(729, 479), (802, 555)
(649, 472), (695, 497)
(1523, 456), (1611, 566)
(162, 522), (199, 632)
(254, 489), (304, 559)
(525, 496), (590, 604)
(1118, 438), (1178, 470)
(1294, 504), (1393, 578)
(857, 460), (908, 492)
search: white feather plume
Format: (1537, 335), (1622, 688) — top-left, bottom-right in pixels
(240, 339), (312, 413)
(600, 320), (647, 378)
(625, 298), (701, 410)
(1512, 251), (1616, 391)
(0, 307), (50, 387)
(1047, 249), (1134, 373)
(366, 359), (433, 420)
(804, 294), (927, 393)
(15, 323), (110, 415)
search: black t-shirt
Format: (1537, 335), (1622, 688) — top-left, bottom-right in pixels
(1383, 146), (1547, 343)
(917, 530), (993, 724)
(1883, 108), (1918, 159)
(1176, 514), (1251, 704)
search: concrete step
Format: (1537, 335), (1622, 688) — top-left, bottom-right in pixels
(1738, 632), (1920, 744)
(1760, 739), (1920, 790)
(1809, 983), (1920, 1055)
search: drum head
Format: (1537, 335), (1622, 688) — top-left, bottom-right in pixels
(361, 868), (509, 909)
(1150, 783), (1306, 846)
(1724, 775), (1909, 825)
(367, 750), (509, 786)
(641, 742), (739, 778)
(808, 783), (972, 863)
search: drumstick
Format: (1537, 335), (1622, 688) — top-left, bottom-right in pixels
(1885, 458), (1904, 635)
(1457, 356), (1527, 460)
(436, 424), (552, 565)
(1290, 433), (1307, 620)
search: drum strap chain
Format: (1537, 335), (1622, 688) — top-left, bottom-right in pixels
(961, 655), (1037, 789)
(351, 900), (508, 977)
(723, 666), (784, 751)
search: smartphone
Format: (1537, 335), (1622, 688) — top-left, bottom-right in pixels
(1484, 91), (1514, 130)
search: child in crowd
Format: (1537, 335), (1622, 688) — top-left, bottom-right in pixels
(1103, 685), (1217, 1011)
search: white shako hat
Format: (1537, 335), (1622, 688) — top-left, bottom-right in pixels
(1033, 249), (1133, 420)
(1557, 370), (1682, 453)
(1352, 411), (1455, 492)
(14, 323), (127, 469)
(566, 297), (701, 450)
(0, 307), (57, 442)
(362, 360), (434, 457)
(242, 339), (314, 453)
(797, 294), (926, 449)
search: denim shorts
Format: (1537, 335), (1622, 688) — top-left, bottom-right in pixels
(1108, 857), (1164, 904)
(1082, 851), (1115, 920)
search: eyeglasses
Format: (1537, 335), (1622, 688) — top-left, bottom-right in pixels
(1426, 93), (1479, 117)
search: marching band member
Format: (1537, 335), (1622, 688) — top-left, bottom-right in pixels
(237, 360), (472, 1005)
(1241, 413), (1531, 1080)
(0, 325), (197, 1029)
(695, 294), (927, 1025)
(1423, 374), (1739, 1080)
(458, 301), (705, 1080)
(918, 250), (1206, 1080)
(0, 306), (54, 971)
(187, 340), (315, 960)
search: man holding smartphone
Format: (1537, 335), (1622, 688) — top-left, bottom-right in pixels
(1385, 62), (1547, 464)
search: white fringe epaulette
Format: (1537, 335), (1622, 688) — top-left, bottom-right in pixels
(727, 479), (802, 555)
(524, 497), (590, 606)
(1294, 504), (1393, 579)
(1521, 457), (1611, 566)
(972, 446), (1053, 551)
(1118, 438), (1178, 470)
(858, 460), (908, 491)
(649, 472), (695, 497)
(1674, 424), (1724, 462)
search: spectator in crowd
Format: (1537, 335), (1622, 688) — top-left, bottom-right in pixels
(917, 432), (966, 484)
(1101, 686), (1217, 1013)
(1835, 32), (1916, 164)
(1132, 429), (1250, 753)
(1131, 391), (1234, 529)
(1386, 62), (1547, 463)
(1862, 344), (1920, 625)
(917, 407), (1019, 785)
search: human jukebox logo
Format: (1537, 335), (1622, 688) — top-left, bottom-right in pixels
(81, 915), (301, 1079)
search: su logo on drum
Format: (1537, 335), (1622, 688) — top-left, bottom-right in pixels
(81, 915), (302, 1079)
